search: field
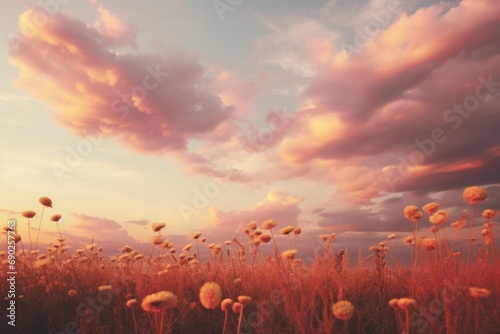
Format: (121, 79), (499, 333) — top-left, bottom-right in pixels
(1, 187), (499, 334)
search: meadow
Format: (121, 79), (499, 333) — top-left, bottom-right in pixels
(1, 186), (499, 334)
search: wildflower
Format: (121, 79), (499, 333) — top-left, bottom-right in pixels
(34, 258), (51, 268)
(469, 287), (491, 298)
(388, 234), (395, 240)
(388, 298), (399, 308)
(68, 290), (77, 297)
(141, 291), (178, 312)
(403, 235), (414, 245)
(397, 298), (416, 310)
(259, 234), (272, 243)
(152, 236), (163, 245)
(482, 209), (497, 220)
(463, 186), (487, 205)
(126, 299), (137, 308)
(420, 237), (438, 252)
(134, 254), (144, 261)
(404, 205), (422, 221)
(237, 296), (252, 305)
(122, 245), (134, 253)
(199, 282), (222, 310)
(200, 237), (206, 243)
(368, 246), (378, 252)
(320, 234), (329, 241)
(262, 219), (277, 230)
(232, 302), (242, 313)
(224, 240), (231, 246)
(98, 285), (112, 292)
(332, 300), (354, 320)
(234, 278), (242, 285)
(221, 298), (233, 311)
(182, 244), (193, 252)
(279, 226), (295, 235)
(86, 243), (97, 251)
(293, 227), (302, 235)
(191, 231), (202, 239)
(431, 225), (439, 233)
(423, 202), (440, 215)
(152, 222), (166, 232)
(247, 221), (257, 230)
(50, 214), (62, 222)
(39, 197), (53, 208)
(429, 210), (448, 225)
(282, 249), (298, 260)
(379, 242), (386, 247)
(22, 211), (36, 218)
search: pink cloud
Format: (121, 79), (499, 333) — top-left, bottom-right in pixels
(271, 0), (500, 203)
(8, 5), (257, 177)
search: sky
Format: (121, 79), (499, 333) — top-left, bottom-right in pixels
(1, 0), (499, 261)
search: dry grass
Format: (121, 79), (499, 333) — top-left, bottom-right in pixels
(1, 189), (499, 334)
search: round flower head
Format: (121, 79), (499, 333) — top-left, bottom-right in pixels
(221, 298), (233, 311)
(126, 299), (137, 308)
(469, 287), (491, 298)
(141, 291), (178, 312)
(463, 186), (487, 205)
(247, 221), (257, 230)
(152, 222), (166, 232)
(191, 231), (201, 239)
(259, 234), (272, 243)
(237, 295), (252, 305)
(182, 243), (193, 252)
(388, 233), (396, 240)
(199, 282), (222, 310)
(50, 214), (62, 222)
(397, 298), (416, 310)
(482, 209), (497, 220)
(279, 226), (295, 235)
(422, 202), (440, 215)
(22, 210), (36, 218)
(429, 210), (448, 225)
(232, 302), (242, 313)
(404, 206), (422, 222)
(332, 300), (354, 320)
(388, 298), (399, 308)
(282, 249), (298, 260)
(98, 285), (112, 292)
(262, 219), (277, 230)
(420, 237), (438, 252)
(320, 234), (329, 241)
(68, 289), (78, 297)
(293, 227), (302, 235)
(39, 197), (53, 208)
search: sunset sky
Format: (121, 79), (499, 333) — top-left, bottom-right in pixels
(1, 0), (499, 259)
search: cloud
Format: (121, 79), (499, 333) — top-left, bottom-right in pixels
(266, 0), (500, 203)
(8, 5), (257, 179)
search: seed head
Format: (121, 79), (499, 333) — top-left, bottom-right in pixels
(199, 282), (222, 310)
(332, 300), (354, 320)
(463, 186), (487, 205)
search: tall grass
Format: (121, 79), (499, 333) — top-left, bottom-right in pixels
(1, 188), (499, 334)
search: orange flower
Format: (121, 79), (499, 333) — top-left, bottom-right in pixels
(39, 197), (53, 208)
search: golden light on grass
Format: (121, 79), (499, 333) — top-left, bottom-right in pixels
(199, 282), (222, 310)
(332, 300), (354, 320)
